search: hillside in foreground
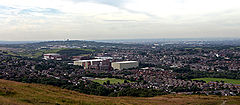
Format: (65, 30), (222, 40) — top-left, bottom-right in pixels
(0, 79), (240, 105)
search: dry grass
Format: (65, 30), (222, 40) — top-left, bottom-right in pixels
(0, 79), (240, 105)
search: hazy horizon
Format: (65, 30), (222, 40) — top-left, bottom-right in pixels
(0, 37), (240, 42)
(1, 0), (240, 41)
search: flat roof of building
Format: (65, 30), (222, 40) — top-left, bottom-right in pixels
(44, 53), (60, 56)
(112, 61), (138, 64)
(95, 57), (113, 60)
(75, 59), (103, 62)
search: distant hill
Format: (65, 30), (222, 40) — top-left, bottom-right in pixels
(0, 40), (140, 58)
(0, 40), (141, 50)
(0, 79), (240, 105)
(0, 41), (39, 44)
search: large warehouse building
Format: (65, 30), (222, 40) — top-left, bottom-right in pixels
(43, 53), (62, 60)
(73, 59), (111, 70)
(111, 61), (139, 70)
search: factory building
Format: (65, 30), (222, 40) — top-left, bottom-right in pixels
(43, 53), (62, 60)
(72, 55), (90, 61)
(73, 59), (111, 70)
(95, 57), (113, 61)
(111, 61), (139, 70)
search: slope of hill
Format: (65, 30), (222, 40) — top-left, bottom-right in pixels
(0, 79), (240, 105)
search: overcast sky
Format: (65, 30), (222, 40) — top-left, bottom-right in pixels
(0, 0), (240, 41)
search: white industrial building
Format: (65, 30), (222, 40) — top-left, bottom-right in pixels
(43, 53), (62, 60)
(95, 57), (113, 60)
(74, 59), (103, 68)
(111, 61), (139, 70)
(73, 58), (111, 70)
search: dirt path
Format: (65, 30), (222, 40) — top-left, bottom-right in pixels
(221, 100), (227, 105)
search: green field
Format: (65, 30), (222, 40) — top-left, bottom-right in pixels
(194, 48), (202, 50)
(192, 78), (240, 84)
(230, 47), (240, 50)
(91, 78), (129, 84)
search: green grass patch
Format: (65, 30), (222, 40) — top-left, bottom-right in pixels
(91, 78), (130, 85)
(192, 78), (240, 84)
(194, 48), (202, 50)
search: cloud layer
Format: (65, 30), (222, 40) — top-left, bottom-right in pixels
(0, 0), (240, 41)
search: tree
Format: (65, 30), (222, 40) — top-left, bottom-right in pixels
(106, 80), (110, 85)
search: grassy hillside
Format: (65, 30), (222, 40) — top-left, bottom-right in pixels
(192, 78), (240, 85)
(0, 79), (240, 105)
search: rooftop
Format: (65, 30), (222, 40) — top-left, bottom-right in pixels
(44, 53), (60, 56)
(113, 61), (138, 64)
(76, 59), (103, 62)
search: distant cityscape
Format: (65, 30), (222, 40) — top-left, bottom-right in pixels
(0, 39), (240, 97)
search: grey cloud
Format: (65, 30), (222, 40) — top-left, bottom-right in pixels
(0, 5), (15, 10)
(70, 0), (157, 18)
(71, 0), (126, 7)
(0, 5), (17, 15)
(103, 20), (137, 22)
(18, 8), (62, 15)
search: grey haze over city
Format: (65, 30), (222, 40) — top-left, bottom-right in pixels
(0, 0), (240, 41)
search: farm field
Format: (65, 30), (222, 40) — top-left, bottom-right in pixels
(192, 78), (240, 85)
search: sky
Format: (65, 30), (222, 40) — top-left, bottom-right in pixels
(0, 0), (240, 41)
